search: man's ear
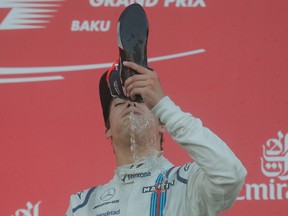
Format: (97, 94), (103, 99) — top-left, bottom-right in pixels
(159, 124), (167, 134)
(105, 128), (112, 139)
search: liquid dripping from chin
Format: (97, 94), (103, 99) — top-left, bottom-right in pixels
(128, 110), (158, 162)
(128, 108), (168, 186)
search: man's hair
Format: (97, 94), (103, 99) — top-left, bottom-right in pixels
(99, 71), (113, 127)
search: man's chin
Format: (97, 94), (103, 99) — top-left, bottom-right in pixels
(121, 117), (132, 128)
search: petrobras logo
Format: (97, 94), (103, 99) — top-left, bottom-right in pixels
(238, 131), (288, 201)
(121, 171), (151, 183)
(89, 0), (206, 8)
(0, 0), (63, 30)
(11, 201), (41, 216)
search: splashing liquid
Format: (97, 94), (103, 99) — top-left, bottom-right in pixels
(128, 109), (168, 188)
(128, 110), (158, 161)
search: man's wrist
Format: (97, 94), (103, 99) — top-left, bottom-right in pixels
(151, 96), (171, 114)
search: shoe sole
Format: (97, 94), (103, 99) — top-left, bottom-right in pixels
(117, 4), (149, 102)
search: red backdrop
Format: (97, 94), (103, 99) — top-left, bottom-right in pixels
(1, 0), (288, 215)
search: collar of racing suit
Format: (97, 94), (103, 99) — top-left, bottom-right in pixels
(114, 155), (173, 184)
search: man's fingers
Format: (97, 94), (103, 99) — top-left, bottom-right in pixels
(124, 74), (146, 89)
(121, 61), (165, 108)
(129, 87), (143, 100)
(123, 61), (150, 75)
(126, 81), (147, 95)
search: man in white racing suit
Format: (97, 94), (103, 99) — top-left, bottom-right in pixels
(66, 61), (247, 216)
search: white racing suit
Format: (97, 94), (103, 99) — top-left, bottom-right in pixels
(66, 96), (247, 216)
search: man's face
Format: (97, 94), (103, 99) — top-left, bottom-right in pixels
(106, 97), (162, 145)
(108, 97), (157, 129)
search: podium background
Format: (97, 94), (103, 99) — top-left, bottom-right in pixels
(1, 0), (288, 215)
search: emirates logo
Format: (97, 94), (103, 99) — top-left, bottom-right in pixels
(238, 131), (288, 201)
(261, 131), (288, 181)
(11, 201), (41, 216)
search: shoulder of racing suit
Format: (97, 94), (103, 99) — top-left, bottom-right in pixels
(70, 181), (115, 214)
(70, 186), (98, 214)
(170, 162), (198, 185)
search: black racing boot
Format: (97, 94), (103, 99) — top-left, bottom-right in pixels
(106, 60), (128, 100)
(117, 3), (149, 102)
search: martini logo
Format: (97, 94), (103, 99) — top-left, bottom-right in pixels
(238, 131), (288, 200)
(11, 201), (41, 216)
(0, 0), (63, 30)
(142, 180), (175, 193)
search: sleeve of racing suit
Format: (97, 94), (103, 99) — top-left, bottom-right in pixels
(65, 204), (73, 216)
(151, 96), (247, 213)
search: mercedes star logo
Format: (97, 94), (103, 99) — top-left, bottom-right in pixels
(100, 188), (116, 201)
